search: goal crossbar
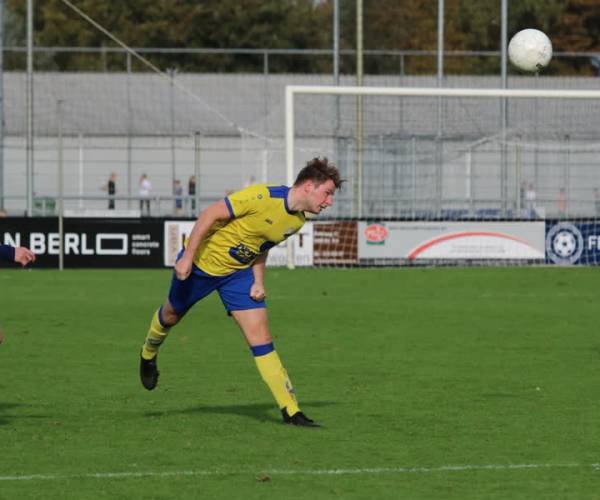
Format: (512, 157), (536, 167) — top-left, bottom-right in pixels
(285, 85), (600, 186)
(284, 84), (600, 268)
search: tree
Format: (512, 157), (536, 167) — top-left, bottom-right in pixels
(4, 0), (599, 75)
(5, 0), (332, 72)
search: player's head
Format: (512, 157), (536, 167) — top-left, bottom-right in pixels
(293, 157), (343, 214)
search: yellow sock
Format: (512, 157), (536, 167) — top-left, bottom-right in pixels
(252, 343), (300, 415)
(141, 308), (170, 360)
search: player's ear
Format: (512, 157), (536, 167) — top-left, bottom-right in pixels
(302, 180), (314, 194)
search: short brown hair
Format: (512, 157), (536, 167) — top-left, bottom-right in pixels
(293, 157), (344, 189)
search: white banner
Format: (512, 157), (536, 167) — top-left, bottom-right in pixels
(163, 220), (195, 266)
(359, 221), (545, 260)
(163, 220), (313, 267)
(266, 222), (314, 267)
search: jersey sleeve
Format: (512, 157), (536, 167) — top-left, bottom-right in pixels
(224, 185), (268, 218)
(0, 244), (15, 262)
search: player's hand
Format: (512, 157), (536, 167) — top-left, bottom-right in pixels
(14, 247), (36, 267)
(174, 256), (193, 280)
(250, 283), (266, 301)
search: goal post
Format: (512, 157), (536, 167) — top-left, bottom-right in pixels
(286, 85), (600, 186)
(285, 85), (600, 268)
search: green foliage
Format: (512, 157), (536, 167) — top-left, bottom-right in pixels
(3, 0), (599, 75)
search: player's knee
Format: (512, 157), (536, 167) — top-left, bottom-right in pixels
(161, 303), (182, 327)
(253, 329), (272, 345)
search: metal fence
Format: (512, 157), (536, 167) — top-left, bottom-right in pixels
(4, 46), (600, 75)
(2, 68), (600, 219)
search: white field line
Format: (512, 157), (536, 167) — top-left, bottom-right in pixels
(1, 462), (599, 482)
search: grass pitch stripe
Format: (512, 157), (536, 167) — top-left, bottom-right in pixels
(0, 463), (598, 482)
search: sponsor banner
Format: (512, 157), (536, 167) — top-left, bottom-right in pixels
(359, 221), (545, 261)
(313, 221), (358, 265)
(163, 220), (314, 267)
(545, 220), (600, 265)
(265, 222), (314, 267)
(0, 217), (163, 267)
(164, 220), (195, 266)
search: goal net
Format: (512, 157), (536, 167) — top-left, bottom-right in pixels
(284, 85), (600, 267)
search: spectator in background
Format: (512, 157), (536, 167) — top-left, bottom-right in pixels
(188, 176), (196, 213)
(173, 179), (183, 216)
(519, 181), (527, 215)
(101, 172), (117, 210)
(525, 183), (537, 219)
(139, 174), (152, 216)
(557, 188), (567, 218)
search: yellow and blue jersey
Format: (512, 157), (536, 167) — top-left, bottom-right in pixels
(190, 184), (305, 276)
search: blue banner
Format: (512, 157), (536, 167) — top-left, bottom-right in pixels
(545, 220), (600, 265)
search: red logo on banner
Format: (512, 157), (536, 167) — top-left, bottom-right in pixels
(364, 224), (388, 245)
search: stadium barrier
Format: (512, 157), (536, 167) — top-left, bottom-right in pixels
(1, 217), (599, 268)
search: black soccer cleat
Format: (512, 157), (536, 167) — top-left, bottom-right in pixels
(140, 353), (160, 390)
(281, 408), (321, 427)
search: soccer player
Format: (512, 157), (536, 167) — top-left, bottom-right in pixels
(0, 244), (35, 345)
(140, 157), (342, 427)
(0, 244), (36, 266)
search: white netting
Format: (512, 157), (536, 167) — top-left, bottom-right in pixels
(285, 86), (600, 267)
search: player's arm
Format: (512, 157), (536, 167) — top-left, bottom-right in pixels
(0, 244), (36, 266)
(14, 247), (36, 267)
(250, 251), (268, 301)
(174, 199), (231, 280)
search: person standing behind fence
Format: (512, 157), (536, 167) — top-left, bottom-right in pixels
(525, 183), (537, 219)
(139, 174), (152, 216)
(188, 176), (196, 214)
(101, 172), (117, 210)
(557, 188), (567, 218)
(174, 180), (183, 216)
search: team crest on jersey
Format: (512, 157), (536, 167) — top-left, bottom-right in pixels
(265, 218), (273, 225)
(229, 243), (257, 264)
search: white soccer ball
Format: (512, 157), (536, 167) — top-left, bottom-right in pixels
(508, 29), (553, 72)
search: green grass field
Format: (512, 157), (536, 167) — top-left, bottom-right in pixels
(1, 267), (599, 499)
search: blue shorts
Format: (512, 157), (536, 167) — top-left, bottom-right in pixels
(168, 258), (266, 316)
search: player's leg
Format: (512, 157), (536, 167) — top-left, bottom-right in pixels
(141, 300), (181, 361)
(220, 269), (319, 427)
(140, 266), (217, 390)
(139, 300), (182, 391)
(230, 309), (319, 427)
